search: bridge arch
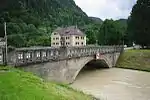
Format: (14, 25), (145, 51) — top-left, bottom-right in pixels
(24, 52), (121, 84)
(70, 54), (112, 83)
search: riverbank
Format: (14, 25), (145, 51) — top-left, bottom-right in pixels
(71, 68), (150, 100)
(0, 66), (96, 100)
(116, 49), (150, 72)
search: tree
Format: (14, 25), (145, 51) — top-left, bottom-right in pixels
(98, 19), (124, 45)
(0, 0), (97, 47)
(82, 23), (101, 45)
(127, 0), (150, 47)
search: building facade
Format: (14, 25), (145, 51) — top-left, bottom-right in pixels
(51, 26), (86, 47)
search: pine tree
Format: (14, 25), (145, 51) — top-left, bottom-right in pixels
(128, 0), (150, 47)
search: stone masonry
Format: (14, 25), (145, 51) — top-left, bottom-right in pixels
(0, 45), (123, 84)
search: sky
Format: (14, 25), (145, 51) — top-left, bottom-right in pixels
(74, 0), (137, 20)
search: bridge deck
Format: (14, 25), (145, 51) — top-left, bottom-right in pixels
(0, 46), (123, 66)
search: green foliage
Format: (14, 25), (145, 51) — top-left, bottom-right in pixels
(82, 23), (101, 44)
(81, 19), (127, 45)
(98, 19), (126, 45)
(0, 67), (93, 100)
(89, 17), (103, 24)
(0, 0), (127, 47)
(0, 0), (91, 47)
(127, 0), (150, 47)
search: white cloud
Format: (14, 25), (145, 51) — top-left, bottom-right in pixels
(74, 0), (137, 20)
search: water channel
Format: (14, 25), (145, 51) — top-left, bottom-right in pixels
(71, 68), (150, 100)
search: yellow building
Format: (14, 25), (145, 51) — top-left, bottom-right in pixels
(51, 26), (86, 47)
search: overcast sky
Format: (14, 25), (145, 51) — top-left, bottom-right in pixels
(74, 0), (137, 20)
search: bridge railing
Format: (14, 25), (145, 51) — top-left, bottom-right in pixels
(6, 45), (123, 66)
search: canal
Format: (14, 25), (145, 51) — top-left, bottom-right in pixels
(71, 68), (150, 100)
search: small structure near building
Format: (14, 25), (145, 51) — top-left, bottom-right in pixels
(0, 38), (6, 65)
(0, 38), (6, 46)
(51, 26), (86, 47)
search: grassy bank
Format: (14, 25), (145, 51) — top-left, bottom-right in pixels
(0, 66), (93, 100)
(116, 49), (150, 72)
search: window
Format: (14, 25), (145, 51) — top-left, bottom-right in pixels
(61, 37), (65, 40)
(81, 37), (84, 39)
(56, 43), (59, 45)
(66, 37), (68, 39)
(76, 42), (79, 45)
(56, 37), (59, 40)
(18, 53), (23, 60)
(53, 38), (55, 40)
(65, 30), (70, 34)
(53, 43), (55, 45)
(81, 42), (84, 45)
(76, 36), (79, 39)
(66, 42), (70, 45)
(54, 33), (57, 35)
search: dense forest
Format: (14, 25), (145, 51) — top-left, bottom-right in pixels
(127, 0), (150, 48)
(0, 0), (128, 47)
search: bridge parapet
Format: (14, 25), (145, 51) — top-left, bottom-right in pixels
(7, 45), (123, 66)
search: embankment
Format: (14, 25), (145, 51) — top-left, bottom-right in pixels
(0, 66), (95, 100)
(116, 50), (150, 72)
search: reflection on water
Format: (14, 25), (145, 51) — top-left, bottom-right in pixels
(71, 68), (150, 100)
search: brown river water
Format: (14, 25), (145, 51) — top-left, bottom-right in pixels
(71, 68), (150, 100)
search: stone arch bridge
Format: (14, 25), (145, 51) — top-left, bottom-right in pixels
(0, 46), (123, 84)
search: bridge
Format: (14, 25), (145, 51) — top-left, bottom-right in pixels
(0, 45), (123, 83)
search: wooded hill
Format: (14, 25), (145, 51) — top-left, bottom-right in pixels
(0, 0), (128, 47)
(0, 0), (99, 47)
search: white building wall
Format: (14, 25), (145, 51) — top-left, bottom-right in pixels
(63, 36), (71, 46)
(71, 35), (75, 46)
(72, 35), (86, 47)
(51, 32), (61, 47)
(84, 36), (86, 46)
(51, 33), (86, 47)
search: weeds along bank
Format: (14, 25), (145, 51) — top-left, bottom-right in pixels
(116, 50), (150, 72)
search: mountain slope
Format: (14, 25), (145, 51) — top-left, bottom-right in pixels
(0, 0), (91, 27)
(89, 17), (103, 24)
(116, 19), (127, 27)
(0, 0), (95, 47)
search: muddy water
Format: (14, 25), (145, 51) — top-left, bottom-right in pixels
(71, 68), (150, 100)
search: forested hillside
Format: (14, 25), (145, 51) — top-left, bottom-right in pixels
(89, 17), (103, 24)
(0, 0), (127, 47)
(0, 0), (95, 47)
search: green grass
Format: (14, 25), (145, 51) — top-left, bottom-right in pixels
(0, 67), (93, 100)
(116, 49), (150, 72)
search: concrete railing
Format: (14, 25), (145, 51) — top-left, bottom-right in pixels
(6, 45), (123, 66)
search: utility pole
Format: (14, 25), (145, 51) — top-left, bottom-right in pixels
(94, 31), (98, 46)
(4, 22), (7, 65)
